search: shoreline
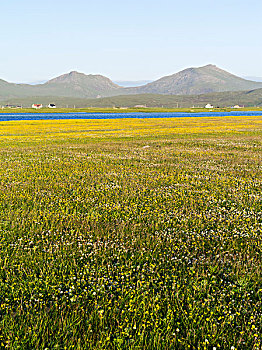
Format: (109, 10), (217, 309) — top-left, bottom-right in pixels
(1, 107), (262, 114)
(0, 110), (262, 123)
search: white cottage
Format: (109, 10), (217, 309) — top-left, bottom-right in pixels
(32, 104), (43, 109)
(48, 103), (56, 108)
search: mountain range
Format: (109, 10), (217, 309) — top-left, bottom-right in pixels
(114, 80), (153, 87)
(1, 64), (262, 102)
(129, 65), (262, 95)
(244, 76), (262, 83)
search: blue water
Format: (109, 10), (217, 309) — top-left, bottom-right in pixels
(0, 111), (262, 122)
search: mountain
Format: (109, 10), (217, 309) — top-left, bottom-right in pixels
(0, 71), (121, 101)
(114, 80), (153, 87)
(244, 76), (262, 83)
(27, 80), (48, 85)
(1, 65), (262, 102)
(125, 65), (262, 95)
(41, 71), (120, 97)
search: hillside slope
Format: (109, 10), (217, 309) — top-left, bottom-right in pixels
(1, 65), (262, 101)
(126, 65), (262, 95)
(39, 71), (121, 98)
(0, 72), (122, 100)
(2, 88), (262, 109)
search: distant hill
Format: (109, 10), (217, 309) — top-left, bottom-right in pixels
(244, 76), (262, 83)
(2, 88), (262, 109)
(26, 80), (48, 85)
(90, 88), (262, 108)
(0, 71), (121, 100)
(42, 71), (120, 98)
(125, 65), (262, 95)
(1, 65), (262, 102)
(114, 80), (153, 87)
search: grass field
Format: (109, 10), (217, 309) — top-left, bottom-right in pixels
(0, 107), (225, 114)
(0, 116), (262, 349)
(0, 107), (262, 114)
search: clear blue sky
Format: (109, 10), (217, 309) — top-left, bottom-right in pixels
(1, 0), (261, 83)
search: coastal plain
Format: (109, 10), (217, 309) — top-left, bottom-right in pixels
(0, 115), (262, 349)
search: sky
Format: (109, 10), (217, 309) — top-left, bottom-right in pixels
(1, 0), (262, 83)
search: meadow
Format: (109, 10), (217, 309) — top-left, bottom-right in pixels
(0, 115), (261, 349)
(0, 107), (262, 114)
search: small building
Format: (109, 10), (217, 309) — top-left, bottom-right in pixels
(205, 103), (214, 109)
(4, 104), (22, 109)
(48, 103), (56, 109)
(32, 104), (43, 109)
(233, 105), (241, 108)
(134, 105), (147, 108)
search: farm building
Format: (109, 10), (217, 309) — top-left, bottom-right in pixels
(48, 103), (56, 108)
(32, 104), (43, 109)
(4, 104), (22, 109)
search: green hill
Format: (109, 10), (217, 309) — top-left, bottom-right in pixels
(1, 65), (262, 102)
(0, 72), (122, 100)
(125, 65), (262, 95)
(1, 88), (262, 109)
(39, 71), (120, 98)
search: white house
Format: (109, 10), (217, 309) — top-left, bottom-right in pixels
(48, 103), (56, 108)
(32, 104), (43, 109)
(205, 103), (214, 109)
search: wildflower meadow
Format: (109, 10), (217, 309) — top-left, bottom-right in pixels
(0, 116), (261, 349)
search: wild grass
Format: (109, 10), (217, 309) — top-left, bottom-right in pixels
(0, 107), (262, 114)
(0, 116), (261, 349)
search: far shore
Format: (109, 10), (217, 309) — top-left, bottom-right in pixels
(0, 107), (262, 114)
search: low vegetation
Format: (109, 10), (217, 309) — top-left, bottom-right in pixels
(0, 106), (262, 114)
(0, 116), (261, 349)
(1, 87), (262, 110)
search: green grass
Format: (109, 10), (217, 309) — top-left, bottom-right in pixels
(0, 106), (262, 114)
(1, 88), (262, 109)
(0, 117), (261, 349)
